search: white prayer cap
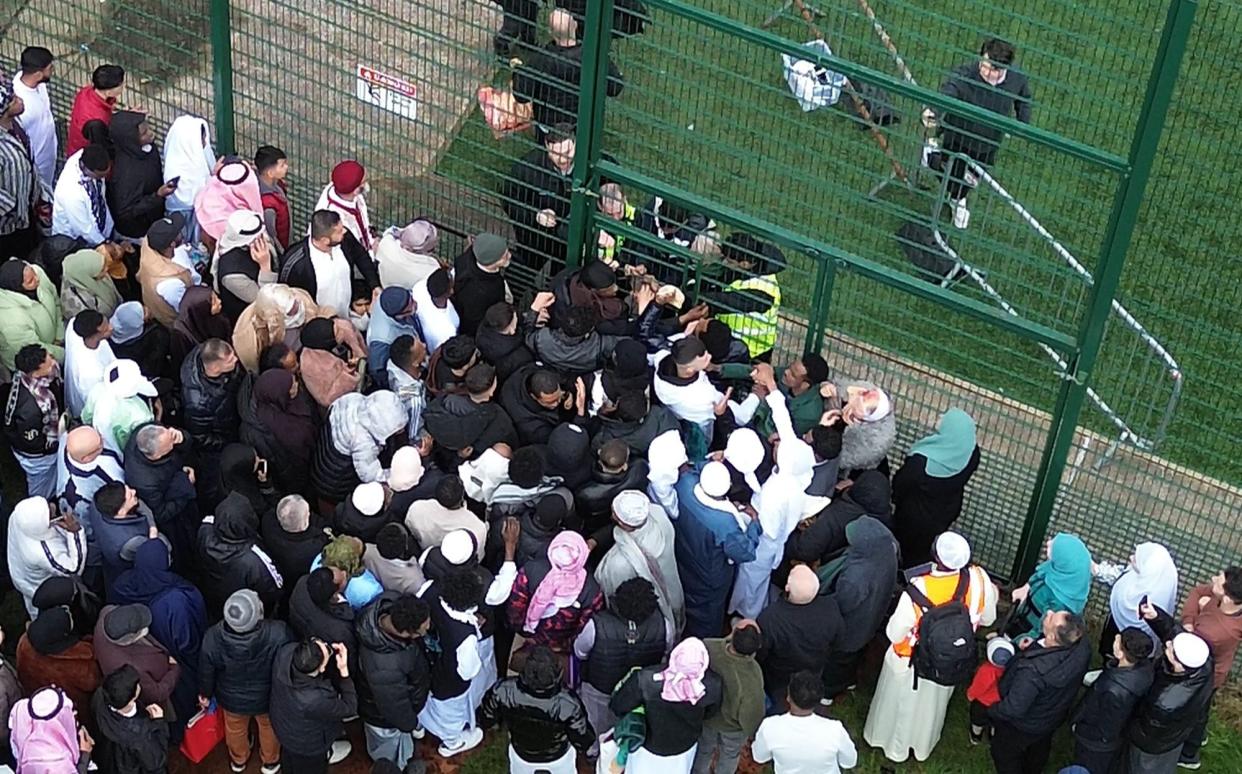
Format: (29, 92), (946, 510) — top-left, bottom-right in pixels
(1172, 632), (1210, 669)
(699, 461), (731, 498)
(613, 490), (651, 527)
(441, 530), (474, 565)
(724, 429), (764, 473)
(934, 531), (971, 571)
(107, 359), (158, 399)
(351, 482), (385, 516)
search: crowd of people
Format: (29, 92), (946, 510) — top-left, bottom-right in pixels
(0, 12), (1236, 774)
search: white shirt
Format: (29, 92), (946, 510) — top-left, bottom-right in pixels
(752, 713), (858, 774)
(64, 325), (116, 418)
(52, 150), (113, 245)
(155, 244), (203, 311)
(314, 185), (372, 253)
(11, 73), (56, 186)
(309, 242), (351, 316)
(412, 278), (459, 355)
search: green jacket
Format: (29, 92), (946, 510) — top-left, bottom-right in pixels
(702, 637), (765, 736)
(753, 384), (824, 438)
(0, 265), (64, 368)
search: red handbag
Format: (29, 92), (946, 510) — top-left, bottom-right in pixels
(179, 702), (226, 763)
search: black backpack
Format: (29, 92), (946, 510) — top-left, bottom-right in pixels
(906, 568), (978, 687)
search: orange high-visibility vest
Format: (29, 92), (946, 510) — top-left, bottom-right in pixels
(893, 565), (988, 658)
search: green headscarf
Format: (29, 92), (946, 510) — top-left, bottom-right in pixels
(1029, 532), (1093, 613)
(908, 408), (977, 478)
(321, 535), (363, 577)
(61, 249), (122, 317)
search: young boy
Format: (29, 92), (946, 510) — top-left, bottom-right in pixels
(1071, 627), (1154, 773)
(91, 664), (170, 774)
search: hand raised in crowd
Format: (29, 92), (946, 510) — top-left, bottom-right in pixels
(502, 516), (522, 561)
(78, 727), (94, 754)
(574, 377), (587, 416)
(713, 387), (734, 417)
(751, 362), (777, 394)
(632, 281), (656, 313)
(146, 704), (164, 720)
(183, 466), (196, 485)
(250, 236), (272, 272)
(331, 642), (350, 677)
(536, 208), (558, 228)
(156, 181), (177, 197)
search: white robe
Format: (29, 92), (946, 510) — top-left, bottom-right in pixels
(594, 503), (685, 636)
(11, 74), (56, 186)
(63, 324), (115, 418)
(412, 278), (459, 355)
(863, 566), (998, 762)
(162, 115), (215, 213)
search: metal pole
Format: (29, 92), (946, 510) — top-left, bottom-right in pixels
(564, 0), (616, 269)
(803, 254), (836, 355)
(210, 0), (236, 155)
(1012, 0), (1197, 581)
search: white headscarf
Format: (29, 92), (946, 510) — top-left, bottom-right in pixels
(724, 428), (764, 494)
(162, 115), (215, 212)
(646, 430), (687, 520)
(1110, 542), (1178, 633)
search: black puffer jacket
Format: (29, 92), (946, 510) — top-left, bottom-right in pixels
(288, 574), (357, 662)
(310, 416), (359, 504)
(199, 618), (294, 715)
(123, 425), (198, 531)
(1073, 658), (1155, 751)
(268, 642), (357, 757)
(574, 460), (650, 532)
(588, 405), (680, 458)
(355, 592), (431, 731)
(1128, 609), (1215, 754)
(476, 325), (534, 387)
(196, 493), (282, 617)
(481, 675), (594, 763)
(422, 393), (516, 455)
(990, 636), (1092, 736)
(180, 345), (244, 453)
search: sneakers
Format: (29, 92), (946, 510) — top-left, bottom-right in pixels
(230, 763), (246, 773)
(438, 726), (485, 758)
(969, 725), (985, 746)
(327, 740), (352, 765)
(411, 723), (426, 740)
(819, 697), (834, 707)
(1083, 669), (1103, 688)
(261, 765), (282, 774)
(952, 198), (971, 229)
(1177, 758), (1202, 770)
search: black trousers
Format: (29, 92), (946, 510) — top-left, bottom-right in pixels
(1073, 739), (1122, 774)
(936, 136), (997, 202)
(281, 748), (328, 774)
(1181, 688), (1215, 760)
(990, 719), (1053, 774)
(821, 647), (864, 697)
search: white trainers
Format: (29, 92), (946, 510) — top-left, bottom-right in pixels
(327, 739), (352, 765)
(411, 723), (426, 740)
(952, 198), (971, 229)
(438, 726), (485, 758)
(1083, 669), (1103, 687)
(261, 765), (281, 774)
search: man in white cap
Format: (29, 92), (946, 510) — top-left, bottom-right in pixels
(81, 358), (157, 456)
(377, 218), (442, 290)
(863, 530), (997, 763)
(1126, 601), (1214, 773)
(594, 489), (685, 637)
(673, 460), (760, 638)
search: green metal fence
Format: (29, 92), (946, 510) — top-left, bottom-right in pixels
(5, 0), (1239, 612)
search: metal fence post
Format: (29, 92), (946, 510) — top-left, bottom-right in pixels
(564, 0), (616, 269)
(209, 0), (236, 155)
(803, 254), (837, 355)
(1012, 0), (1198, 581)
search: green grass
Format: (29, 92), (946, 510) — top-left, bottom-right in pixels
(437, 0), (1242, 492)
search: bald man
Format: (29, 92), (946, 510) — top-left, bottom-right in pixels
(61, 426), (125, 521)
(512, 8), (624, 141)
(756, 565), (844, 709)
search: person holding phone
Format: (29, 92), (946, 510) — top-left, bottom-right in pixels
(269, 637), (357, 773)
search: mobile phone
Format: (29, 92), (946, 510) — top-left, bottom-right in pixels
(166, 176), (180, 189)
(257, 459), (268, 478)
(1139, 594), (1149, 613)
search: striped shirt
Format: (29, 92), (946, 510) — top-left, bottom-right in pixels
(0, 124), (38, 236)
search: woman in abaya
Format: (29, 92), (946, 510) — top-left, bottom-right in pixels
(59, 248), (122, 319)
(891, 408), (981, 568)
(110, 538), (207, 736)
(217, 442), (277, 513)
(299, 317), (362, 410)
(171, 285), (231, 365)
(1095, 541), (1179, 657)
(161, 115), (216, 244)
(239, 368), (318, 495)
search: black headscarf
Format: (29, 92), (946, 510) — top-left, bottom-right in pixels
(214, 492), (260, 544)
(254, 369), (317, 466)
(0, 260), (36, 299)
(174, 286), (231, 345)
(542, 423), (591, 489)
(218, 443), (265, 512)
(846, 470), (893, 524)
(601, 338), (650, 402)
(300, 317), (339, 352)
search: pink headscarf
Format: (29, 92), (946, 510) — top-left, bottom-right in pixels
(523, 531), (589, 634)
(194, 160), (264, 240)
(9, 687), (81, 773)
(657, 637), (710, 704)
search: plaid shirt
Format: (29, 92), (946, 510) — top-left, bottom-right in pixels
(507, 566), (604, 655)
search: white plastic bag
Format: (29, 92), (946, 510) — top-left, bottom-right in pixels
(781, 39), (847, 111)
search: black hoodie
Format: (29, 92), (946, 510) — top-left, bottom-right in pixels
(990, 636), (1092, 736)
(196, 492), (283, 616)
(106, 111), (165, 238)
(476, 325), (535, 386)
(354, 592), (431, 731)
(268, 642), (357, 757)
(91, 692), (170, 774)
(783, 470), (892, 567)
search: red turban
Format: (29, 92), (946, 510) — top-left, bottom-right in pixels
(331, 160), (365, 194)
